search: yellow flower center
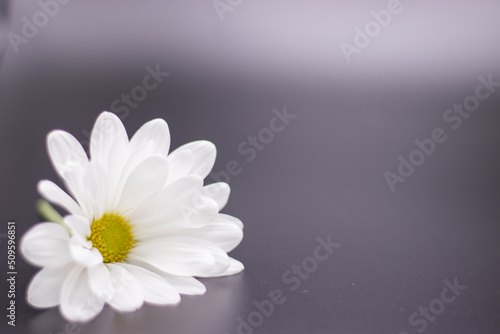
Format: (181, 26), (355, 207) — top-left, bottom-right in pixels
(89, 213), (134, 263)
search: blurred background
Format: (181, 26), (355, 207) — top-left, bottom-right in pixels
(1, 1), (500, 333)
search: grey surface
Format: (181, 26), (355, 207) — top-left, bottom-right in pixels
(1, 1), (500, 334)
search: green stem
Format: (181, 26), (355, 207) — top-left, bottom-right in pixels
(36, 199), (71, 234)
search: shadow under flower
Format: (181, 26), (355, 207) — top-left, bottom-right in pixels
(28, 273), (246, 334)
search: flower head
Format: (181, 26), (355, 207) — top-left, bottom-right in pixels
(21, 112), (244, 322)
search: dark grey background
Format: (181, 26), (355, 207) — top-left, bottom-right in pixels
(1, 1), (500, 333)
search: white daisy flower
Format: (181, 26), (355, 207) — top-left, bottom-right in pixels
(20, 112), (244, 322)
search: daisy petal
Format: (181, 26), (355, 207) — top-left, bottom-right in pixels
(60, 171), (93, 219)
(20, 223), (71, 267)
(88, 263), (112, 302)
(202, 182), (231, 210)
(212, 257), (244, 277)
(150, 180), (218, 228)
(46, 130), (89, 206)
(90, 112), (128, 170)
(83, 160), (108, 219)
(117, 155), (169, 213)
(27, 263), (75, 308)
(161, 274), (206, 295)
(135, 214), (242, 253)
(219, 213), (244, 229)
(195, 240), (230, 277)
(169, 140), (216, 179)
(127, 237), (216, 276)
(47, 130), (88, 177)
(89, 112), (129, 201)
(162, 175), (203, 204)
(116, 263), (180, 305)
(129, 175), (202, 224)
(37, 180), (82, 216)
(155, 194), (218, 228)
(60, 265), (104, 322)
(64, 215), (91, 240)
(69, 237), (103, 266)
(165, 150), (193, 185)
(129, 119), (171, 157)
(106, 263), (144, 312)
(187, 215), (243, 252)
